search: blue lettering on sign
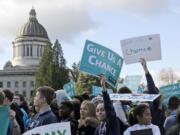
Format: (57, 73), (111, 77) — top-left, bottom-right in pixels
(126, 47), (152, 55)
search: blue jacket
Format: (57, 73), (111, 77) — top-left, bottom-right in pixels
(146, 73), (166, 135)
(164, 110), (177, 130)
(28, 109), (58, 130)
(94, 90), (121, 135)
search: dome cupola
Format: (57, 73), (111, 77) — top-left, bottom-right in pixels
(12, 8), (51, 67)
(16, 8), (48, 39)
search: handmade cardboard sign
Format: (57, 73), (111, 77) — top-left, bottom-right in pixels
(121, 34), (161, 64)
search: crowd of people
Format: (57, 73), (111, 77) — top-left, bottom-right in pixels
(0, 58), (180, 135)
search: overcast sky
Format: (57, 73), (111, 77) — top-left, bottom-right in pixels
(0, 0), (180, 83)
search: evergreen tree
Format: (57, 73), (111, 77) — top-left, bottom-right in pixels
(35, 39), (69, 90)
(35, 43), (53, 88)
(53, 39), (66, 67)
(52, 39), (69, 90)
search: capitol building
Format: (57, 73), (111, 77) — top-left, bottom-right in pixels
(0, 8), (51, 99)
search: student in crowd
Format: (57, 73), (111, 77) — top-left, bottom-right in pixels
(78, 100), (99, 135)
(58, 101), (78, 135)
(13, 94), (29, 114)
(2, 89), (21, 135)
(0, 91), (5, 105)
(94, 75), (121, 135)
(71, 100), (81, 121)
(55, 89), (71, 107)
(140, 58), (166, 135)
(166, 109), (180, 135)
(123, 104), (161, 135)
(28, 86), (58, 130)
(13, 94), (29, 130)
(11, 102), (24, 133)
(164, 96), (180, 130)
(114, 86), (132, 126)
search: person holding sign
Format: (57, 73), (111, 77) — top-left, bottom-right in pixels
(95, 75), (121, 135)
(123, 104), (161, 135)
(139, 58), (166, 135)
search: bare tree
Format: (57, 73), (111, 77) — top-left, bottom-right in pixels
(159, 68), (179, 85)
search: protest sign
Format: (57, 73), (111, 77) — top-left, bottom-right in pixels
(92, 85), (113, 96)
(137, 86), (144, 93)
(79, 40), (123, 87)
(121, 34), (161, 64)
(63, 81), (76, 97)
(0, 106), (9, 135)
(160, 83), (180, 105)
(131, 128), (153, 135)
(23, 122), (71, 135)
(110, 93), (160, 102)
(123, 75), (142, 93)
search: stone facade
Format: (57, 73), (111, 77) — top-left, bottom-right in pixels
(0, 8), (50, 100)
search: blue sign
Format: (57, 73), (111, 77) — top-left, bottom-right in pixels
(0, 106), (9, 135)
(63, 81), (76, 97)
(137, 86), (144, 93)
(123, 75), (142, 93)
(79, 40), (123, 87)
(160, 83), (180, 105)
(92, 85), (113, 96)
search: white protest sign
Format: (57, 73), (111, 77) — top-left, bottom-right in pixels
(110, 94), (160, 102)
(121, 34), (161, 64)
(23, 122), (71, 135)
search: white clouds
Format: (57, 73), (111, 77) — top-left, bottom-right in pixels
(88, 0), (169, 17)
(0, 45), (5, 54)
(0, 0), (97, 42)
(0, 0), (171, 43)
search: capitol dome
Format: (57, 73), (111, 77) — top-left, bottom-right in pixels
(12, 8), (51, 67)
(16, 8), (48, 39)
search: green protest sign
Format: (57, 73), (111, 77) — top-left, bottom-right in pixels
(23, 122), (71, 135)
(79, 40), (123, 87)
(63, 81), (76, 97)
(123, 75), (142, 93)
(92, 85), (113, 96)
(0, 106), (10, 135)
(160, 83), (180, 105)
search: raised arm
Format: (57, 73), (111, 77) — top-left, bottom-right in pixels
(99, 75), (116, 121)
(139, 58), (158, 94)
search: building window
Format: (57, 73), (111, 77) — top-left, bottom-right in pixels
(15, 91), (19, 94)
(27, 46), (29, 56)
(22, 81), (26, 87)
(37, 45), (39, 56)
(30, 45), (33, 56)
(0, 82), (3, 88)
(23, 45), (25, 57)
(15, 81), (19, 88)
(30, 90), (34, 97)
(30, 81), (34, 87)
(22, 91), (26, 97)
(40, 46), (42, 56)
(7, 81), (11, 88)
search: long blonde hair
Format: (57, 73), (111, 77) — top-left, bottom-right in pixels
(79, 100), (96, 127)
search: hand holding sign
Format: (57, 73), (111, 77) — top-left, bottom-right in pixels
(139, 58), (149, 74)
(99, 74), (106, 91)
